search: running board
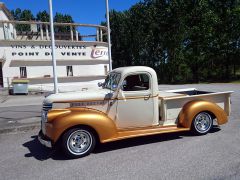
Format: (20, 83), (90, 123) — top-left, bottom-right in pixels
(102, 126), (190, 143)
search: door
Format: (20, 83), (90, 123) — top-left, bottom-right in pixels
(116, 73), (154, 129)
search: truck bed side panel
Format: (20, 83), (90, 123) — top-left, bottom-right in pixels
(159, 92), (232, 126)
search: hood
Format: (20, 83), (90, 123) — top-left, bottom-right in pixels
(44, 88), (113, 104)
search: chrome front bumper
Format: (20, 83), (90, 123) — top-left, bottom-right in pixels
(38, 130), (52, 148)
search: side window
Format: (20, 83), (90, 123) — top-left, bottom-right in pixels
(122, 73), (150, 91)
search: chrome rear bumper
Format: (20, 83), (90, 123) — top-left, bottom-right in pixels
(38, 130), (52, 148)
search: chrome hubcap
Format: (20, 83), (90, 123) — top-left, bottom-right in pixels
(194, 112), (212, 133)
(67, 130), (92, 155)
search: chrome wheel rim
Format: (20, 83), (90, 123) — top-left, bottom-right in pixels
(194, 112), (212, 133)
(67, 130), (92, 155)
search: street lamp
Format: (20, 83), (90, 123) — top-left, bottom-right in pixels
(105, 0), (112, 71)
(48, 0), (58, 94)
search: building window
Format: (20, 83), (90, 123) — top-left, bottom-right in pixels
(20, 67), (27, 78)
(67, 66), (73, 76)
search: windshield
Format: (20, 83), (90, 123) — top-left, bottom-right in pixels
(103, 73), (121, 90)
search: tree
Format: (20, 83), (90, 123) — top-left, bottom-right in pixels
(11, 8), (21, 20)
(107, 0), (240, 83)
(54, 13), (75, 33)
(208, 0), (240, 81)
(11, 8), (79, 41)
(36, 10), (49, 22)
(11, 9), (75, 33)
(11, 9), (34, 31)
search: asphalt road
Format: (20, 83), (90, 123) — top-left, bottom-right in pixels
(0, 84), (239, 180)
(0, 105), (41, 130)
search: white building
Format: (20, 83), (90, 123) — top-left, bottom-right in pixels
(0, 2), (109, 92)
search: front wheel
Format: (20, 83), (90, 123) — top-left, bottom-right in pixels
(62, 127), (96, 158)
(191, 112), (213, 135)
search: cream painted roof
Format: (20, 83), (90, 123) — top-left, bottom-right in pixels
(112, 66), (159, 94)
(112, 66), (156, 75)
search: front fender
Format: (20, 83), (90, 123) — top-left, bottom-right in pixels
(178, 100), (228, 128)
(46, 107), (118, 143)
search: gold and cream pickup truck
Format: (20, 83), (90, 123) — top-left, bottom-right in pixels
(38, 66), (233, 158)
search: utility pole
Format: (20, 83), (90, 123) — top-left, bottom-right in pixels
(48, 0), (58, 93)
(105, 0), (112, 71)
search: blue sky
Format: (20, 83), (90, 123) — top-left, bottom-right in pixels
(2, 0), (140, 24)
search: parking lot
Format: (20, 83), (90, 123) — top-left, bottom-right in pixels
(0, 84), (239, 180)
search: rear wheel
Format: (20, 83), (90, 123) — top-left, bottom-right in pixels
(191, 112), (213, 135)
(62, 127), (96, 158)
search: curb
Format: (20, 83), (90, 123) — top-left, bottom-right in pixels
(0, 123), (40, 135)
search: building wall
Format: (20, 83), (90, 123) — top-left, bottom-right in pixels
(0, 41), (109, 88)
(0, 4), (110, 90)
(24, 64), (107, 79)
(0, 10), (9, 40)
(0, 9), (14, 40)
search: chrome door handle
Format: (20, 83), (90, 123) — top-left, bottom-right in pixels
(144, 94), (151, 100)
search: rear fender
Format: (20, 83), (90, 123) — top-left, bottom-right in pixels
(178, 100), (228, 128)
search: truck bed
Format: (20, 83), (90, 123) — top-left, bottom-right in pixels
(158, 88), (233, 126)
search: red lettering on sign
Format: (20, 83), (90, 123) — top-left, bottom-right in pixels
(91, 48), (108, 58)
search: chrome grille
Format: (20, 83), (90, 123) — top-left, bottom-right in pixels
(41, 103), (52, 135)
(42, 103), (53, 111)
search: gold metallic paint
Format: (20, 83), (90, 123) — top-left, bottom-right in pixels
(47, 109), (71, 122)
(117, 94), (158, 101)
(178, 100), (228, 128)
(45, 109), (191, 144)
(54, 99), (109, 103)
(44, 99), (228, 145)
(104, 126), (190, 143)
(53, 94), (159, 103)
(46, 107), (118, 143)
(45, 107), (190, 144)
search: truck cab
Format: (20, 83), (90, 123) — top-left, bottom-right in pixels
(38, 66), (232, 158)
(108, 66), (159, 128)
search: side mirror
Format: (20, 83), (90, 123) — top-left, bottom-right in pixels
(98, 82), (103, 87)
(120, 80), (127, 90)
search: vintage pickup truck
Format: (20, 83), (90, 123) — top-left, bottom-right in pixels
(38, 66), (233, 158)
